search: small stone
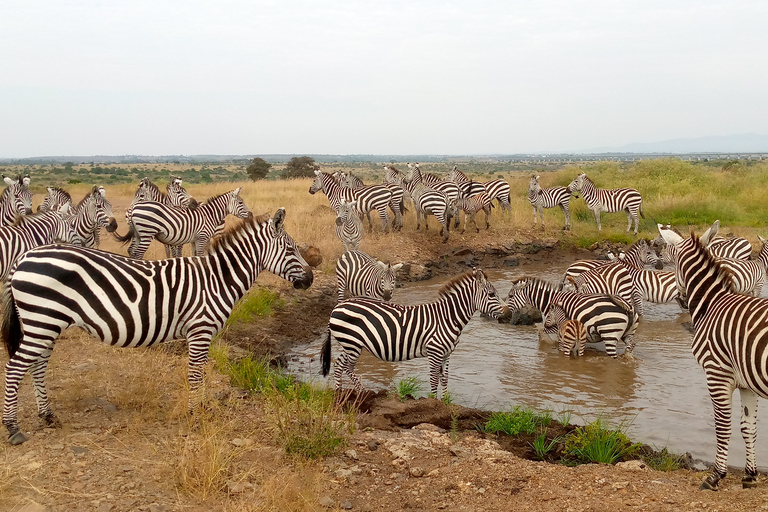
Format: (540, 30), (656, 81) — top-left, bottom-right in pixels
(71, 446), (87, 455)
(49, 443), (64, 450)
(334, 469), (353, 479)
(504, 258), (520, 267)
(345, 449), (359, 460)
(97, 503), (113, 512)
(367, 440), (379, 451)
(409, 467), (425, 478)
(318, 496), (335, 508)
(412, 423), (445, 432)
(120, 465), (134, 472)
(612, 481), (630, 490)
(231, 438), (247, 447)
(340, 501), (353, 510)
(616, 460), (648, 471)
(427, 469), (439, 477)
(350, 465), (363, 476)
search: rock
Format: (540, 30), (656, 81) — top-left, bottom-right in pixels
(503, 258), (519, 267)
(616, 460), (648, 471)
(299, 245), (323, 267)
(588, 242), (600, 251)
(452, 247), (473, 257)
(542, 238), (559, 249)
(318, 496), (335, 508)
(334, 468), (353, 479)
(484, 247), (504, 255)
(508, 305), (543, 325)
(367, 440), (379, 451)
(412, 423), (445, 433)
(344, 449), (359, 460)
(70, 446), (88, 455)
(409, 466), (425, 477)
(612, 481), (630, 490)
(350, 465), (363, 476)
(340, 501), (353, 510)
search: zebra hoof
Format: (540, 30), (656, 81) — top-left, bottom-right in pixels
(8, 431), (28, 445)
(700, 475), (720, 491)
(40, 413), (61, 428)
(742, 475), (758, 488)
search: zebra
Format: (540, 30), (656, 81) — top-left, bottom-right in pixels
(382, 182), (406, 231)
(568, 173), (644, 234)
(64, 186), (118, 249)
(657, 228), (752, 265)
(403, 164), (458, 242)
(528, 174), (573, 231)
(716, 236), (768, 297)
(0, 175), (33, 227)
(407, 163), (460, 202)
(310, 170), (392, 233)
(446, 165), (510, 214)
(340, 171), (364, 189)
(544, 304), (587, 357)
(457, 180), (486, 199)
(0, 207), (80, 283)
(116, 188), (251, 259)
(37, 186), (72, 213)
(506, 277), (639, 357)
(482, 179), (511, 214)
(335, 200), (363, 252)
(566, 260), (644, 315)
(453, 193), (493, 233)
(658, 221), (768, 490)
(564, 238), (657, 282)
(335, 250), (403, 302)
(322, 268), (510, 398)
(0, 208), (313, 445)
(617, 258), (679, 307)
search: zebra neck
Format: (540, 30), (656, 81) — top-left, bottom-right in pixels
(206, 235), (263, 305)
(580, 179), (599, 205)
(682, 258), (729, 327)
(435, 289), (477, 327)
(199, 198), (231, 223)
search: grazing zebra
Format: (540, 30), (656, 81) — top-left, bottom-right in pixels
(453, 193), (493, 233)
(506, 277), (639, 357)
(310, 171), (392, 232)
(564, 238), (657, 282)
(566, 261), (644, 315)
(64, 186), (118, 248)
(658, 221), (768, 490)
(568, 173), (644, 234)
(544, 305), (587, 357)
(0, 176), (33, 227)
(116, 188), (251, 259)
(335, 250), (403, 302)
(335, 201), (363, 252)
(528, 175), (573, 231)
(717, 236), (768, 297)
(37, 187), (72, 213)
(1, 209), (313, 445)
(322, 268), (510, 398)
(0, 208), (80, 283)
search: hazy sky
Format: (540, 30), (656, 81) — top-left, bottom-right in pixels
(2, 1), (766, 157)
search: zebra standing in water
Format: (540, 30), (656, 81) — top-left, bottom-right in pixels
(544, 304), (587, 357)
(528, 174), (573, 231)
(1, 209), (313, 444)
(335, 201), (363, 252)
(659, 221), (768, 490)
(323, 269), (509, 398)
(716, 235), (768, 297)
(335, 250), (402, 302)
(117, 188), (250, 259)
(507, 277), (639, 357)
(0, 175), (33, 227)
(568, 173), (644, 234)
(564, 239), (658, 282)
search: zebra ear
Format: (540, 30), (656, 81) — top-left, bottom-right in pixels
(3, 175), (15, 186)
(658, 223), (684, 246)
(98, 186), (106, 198)
(700, 220), (719, 246)
(376, 261), (387, 269)
(272, 207), (286, 233)
(391, 263), (404, 272)
(759, 235), (766, 244)
(233, 187), (242, 196)
(22, 175), (31, 187)
(314, 170), (321, 176)
(58, 203), (70, 216)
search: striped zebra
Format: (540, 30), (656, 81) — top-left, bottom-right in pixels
(454, 193), (493, 233)
(658, 221), (768, 490)
(403, 165), (457, 242)
(566, 260), (644, 315)
(544, 305), (587, 357)
(37, 186), (72, 213)
(716, 236), (768, 297)
(617, 258), (679, 307)
(66, 186), (118, 248)
(335, 250), (403, 302)
(564, 238), (657, 282)
(0, 209), (313, 445)
(116, 188), (251, 259)
(0, 208), (80, 283)
(340, 171), (364, 189)
(322, 268), (510, 398)
(382, 183), (406, 231)
(0, 175), (33, 227)
(310, 171), (392, 232)
(658, 230), (752, 265)
(568, 173), (644, 234)
(528, 174), (573, 231)
(446, 165), (511, 213)
(506, 277), (639, 357)
(335, 201), (363, 252)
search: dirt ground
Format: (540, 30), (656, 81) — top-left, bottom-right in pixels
(1, 227), (767, 511)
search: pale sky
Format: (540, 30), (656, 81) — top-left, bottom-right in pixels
(1, 1), (766, 157)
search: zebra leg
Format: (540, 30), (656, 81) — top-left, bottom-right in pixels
(625, 210), (633, 234)
(593, 209), (602, 231)
(470, 212), (479, 233)
(379, 207), (390, 233)
(739, 388), (759, 488)
(560, 204), (571, 231)
(701, 375), (734, 490)
(3, 358), (34, 444)
(337, 349), (364, 392)
(30, 353), (60, 428)
(366, 211), (374, 232)
(439, 357), (450, 397)
(164, 244), (173, 258)
(129, 236), (152, 259)
(484, 207), (490, 229)
(186, 335), (213, 411)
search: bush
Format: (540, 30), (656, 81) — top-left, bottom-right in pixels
(394, 376), (422, 401)
(563, 417), (640, 465)
(483, 407), (552, 436)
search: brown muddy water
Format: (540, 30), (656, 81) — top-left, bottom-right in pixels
(287, 262), (768, 471)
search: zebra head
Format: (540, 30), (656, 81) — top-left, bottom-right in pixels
(567, 173), (586, 198)
(309, 170), (324, 194)
(470, 268), (510, 321)
(376, 261), (403, 301)
(3, 175), (33, 217)
(264, 208), (313, 289)
(506, 276), (561, 313)
(51, 204), (83, 245)
(90, 186), (118, 233)
(38, 187), (73, 213)
(167, 177), (198, 210)
(335, 201), (359, 226)
(226, 188), (251, 219)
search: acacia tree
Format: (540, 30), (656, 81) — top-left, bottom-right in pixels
(246, 157), (272, 180)
(282, 156), (316, 179)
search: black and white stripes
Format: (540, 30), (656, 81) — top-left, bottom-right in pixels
(568, 173), (644, 234)
(528, 174), (572, 231)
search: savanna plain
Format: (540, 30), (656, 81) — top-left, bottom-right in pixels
(1, 158), (768, 511)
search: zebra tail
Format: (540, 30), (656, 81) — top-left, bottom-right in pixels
(0, 286), (22, 359)
(112, 224), (135, 244)
(321, 329), (332, 377)
(640, 204), (645, 219)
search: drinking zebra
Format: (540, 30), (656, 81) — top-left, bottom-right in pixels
(507, 277), (639, 357)
(310, 170), (392, 233)
(116, 188), (251, 259)
(335, 250), (402, 302)
(453, 193), (493, 233)
(528, 174), (573, 231)
(544, 304), (587, 357)
(322, 268), (510, 398)
(564, 238), (657, 282)
(568, 173), (644, 234)
(1, 208), (313, 445)
(658, 221), (768, 490)
(0, 175), (32, 227)
(0, 207), (80, 283)
(335, 200), (363, 252)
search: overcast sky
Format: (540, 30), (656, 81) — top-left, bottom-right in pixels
(1, 1), (766, 157)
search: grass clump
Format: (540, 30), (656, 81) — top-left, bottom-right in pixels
(643, 447), (684, 472)
(563, 417), (641, 465)
(483, 406), (552, 436)
(531, 429), (563, 461)
(393, 376), (422, 401)
(227, 287), (284, 326)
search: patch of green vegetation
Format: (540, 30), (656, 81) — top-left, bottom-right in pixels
(531, 429), (563, 460)
(643, 447), (684, 472)
(483, 406), (552, 436)
(393, 376), (422, 401)
(227, 287), (284, 326)
(562, 417), (641, 465)
(441, 390), (454, 405)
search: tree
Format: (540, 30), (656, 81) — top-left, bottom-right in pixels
(246, 157), (272, 180)
(282, 156), (316, 179)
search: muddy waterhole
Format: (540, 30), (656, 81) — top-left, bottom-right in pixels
(287, 262), (768, 471)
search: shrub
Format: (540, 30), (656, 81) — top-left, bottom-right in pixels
(394, 376), (422, 401)
(483, 406), (552, 436)
(643, 447), (684, 472)
(563, 417), (641, 465)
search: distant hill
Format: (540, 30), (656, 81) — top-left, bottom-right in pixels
(584, 133), (768, 154)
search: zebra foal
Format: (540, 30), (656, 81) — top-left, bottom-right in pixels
(336, 250), (402, 302)
(454, 193), (493, 233)
(335, 201), (363, 252)
(322, 268), (510, 398)
(1, 209), (313, 444)
(544, 304), (587, 357)
(659, 221), (768, 490)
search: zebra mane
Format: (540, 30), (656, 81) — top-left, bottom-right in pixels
(438, 270), (478, 298)
(48, 187), (71, 202)
(690, 228), (736, 293)
(75, 188), (99, 208)
(510, 276), (563, 291)
(10, 210), (54, 228)
(203, 190), (232, 204)
(207, 212), (264, 253)
(624, 238), (649, 253)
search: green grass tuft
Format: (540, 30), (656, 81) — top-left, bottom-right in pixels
(483, 406), (552, 436)
(643, 447), (684, 472)
(227, 287), (284, 326)
(563, 417), (641, 465)
(393, 376), (422, 401)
